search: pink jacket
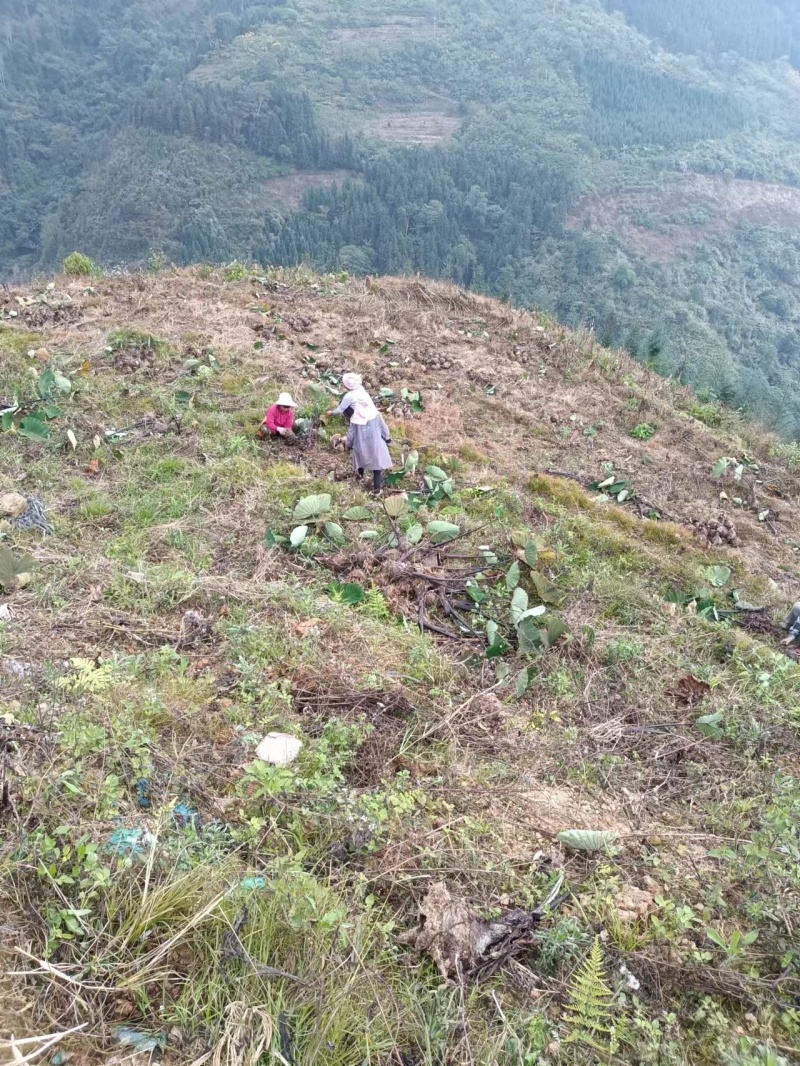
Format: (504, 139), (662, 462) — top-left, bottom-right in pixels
(264, 405), (294, 433)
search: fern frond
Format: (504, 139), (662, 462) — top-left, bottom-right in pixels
(563, 936), (620, 1055)
(57, 657), (116, 693)
(363, 586), (390, 619)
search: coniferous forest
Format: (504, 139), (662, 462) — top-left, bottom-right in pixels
(2, 0), (800, 433)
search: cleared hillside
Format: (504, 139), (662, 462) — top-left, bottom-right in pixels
(1, 267), (799, 1065)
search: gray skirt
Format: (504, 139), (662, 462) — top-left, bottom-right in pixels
(347, 415), (393, 472)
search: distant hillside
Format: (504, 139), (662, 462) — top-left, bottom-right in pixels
(2, 0), (800, 433)
(2, 265), (800, 1064)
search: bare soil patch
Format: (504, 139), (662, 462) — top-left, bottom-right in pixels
(364, 109), (461, 146)
(331, 18), (435, 44)
(569, 173), (800, 261)
(261, 169), (360, 213)
(516, 786), (632, 838)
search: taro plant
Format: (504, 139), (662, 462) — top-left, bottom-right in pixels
(289, 493), (333, 549)
(590, 468), (636, 503)
(423, 464), (455, 499)
(712, 455), (759, 482)
(385, 450), (419, 488)
(329, 581), (367, 605)
(479, 531), (569, 693)
(1, 367), (74, 441)
(712, 455), (762, 509)
(181, 351), (221, 380)
(401, 387), (424, 413)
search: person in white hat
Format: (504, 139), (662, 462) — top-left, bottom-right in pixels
(258, 392), (297, 440)
(327, 373), (393, 493)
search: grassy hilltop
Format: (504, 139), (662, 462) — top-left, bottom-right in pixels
(1, 265), (800, 1065)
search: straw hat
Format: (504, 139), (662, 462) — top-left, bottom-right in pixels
(276, 392), (296, 407)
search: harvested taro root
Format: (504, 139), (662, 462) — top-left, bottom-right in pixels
(690, 514), (741, 548)
(114, 345), (156, 373)
(418, 348), (457, 372)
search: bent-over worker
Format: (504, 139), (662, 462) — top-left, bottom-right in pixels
(259, 392), (296, 440)
(328, 373), (393, 493)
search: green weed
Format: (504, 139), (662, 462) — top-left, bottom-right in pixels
(630, 422), (656, 441)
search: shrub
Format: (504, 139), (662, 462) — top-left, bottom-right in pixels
(63, 252), (95, 276)
(770, 441), (800, 470)
(687, 402), (723, 428)
(223, 260), (251, 281)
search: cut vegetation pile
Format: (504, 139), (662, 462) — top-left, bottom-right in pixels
(1, 266), (800, 1065)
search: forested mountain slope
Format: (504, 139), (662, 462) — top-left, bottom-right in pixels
(2, 0), (800, 432)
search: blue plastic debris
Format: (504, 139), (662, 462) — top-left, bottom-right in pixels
(107, 828), (155, 856)
(173, 802), (199, 829)
(51, 1052), (72, 1066)
(135, 778), (152, 808)
(240, 876), (267, 890)
(111, 1027), (167, 1053)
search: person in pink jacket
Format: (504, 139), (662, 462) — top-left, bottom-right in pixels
(258, 392), (296, 440)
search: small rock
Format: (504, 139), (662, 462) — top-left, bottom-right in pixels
(616, 885), (655, 924)
(0, 493), (27, 519)
(2, 658), (28, 680)
(619, 962), (641, 991)
(256, 733), (303, 765)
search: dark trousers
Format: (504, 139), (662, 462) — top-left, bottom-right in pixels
(357, 468), (384, 492)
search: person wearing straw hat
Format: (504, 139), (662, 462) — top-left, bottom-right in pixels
(328, 373), (393, 493)
(258, 392), (297, 440)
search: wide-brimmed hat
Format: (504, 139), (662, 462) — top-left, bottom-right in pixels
(277, 392), (296, 407)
